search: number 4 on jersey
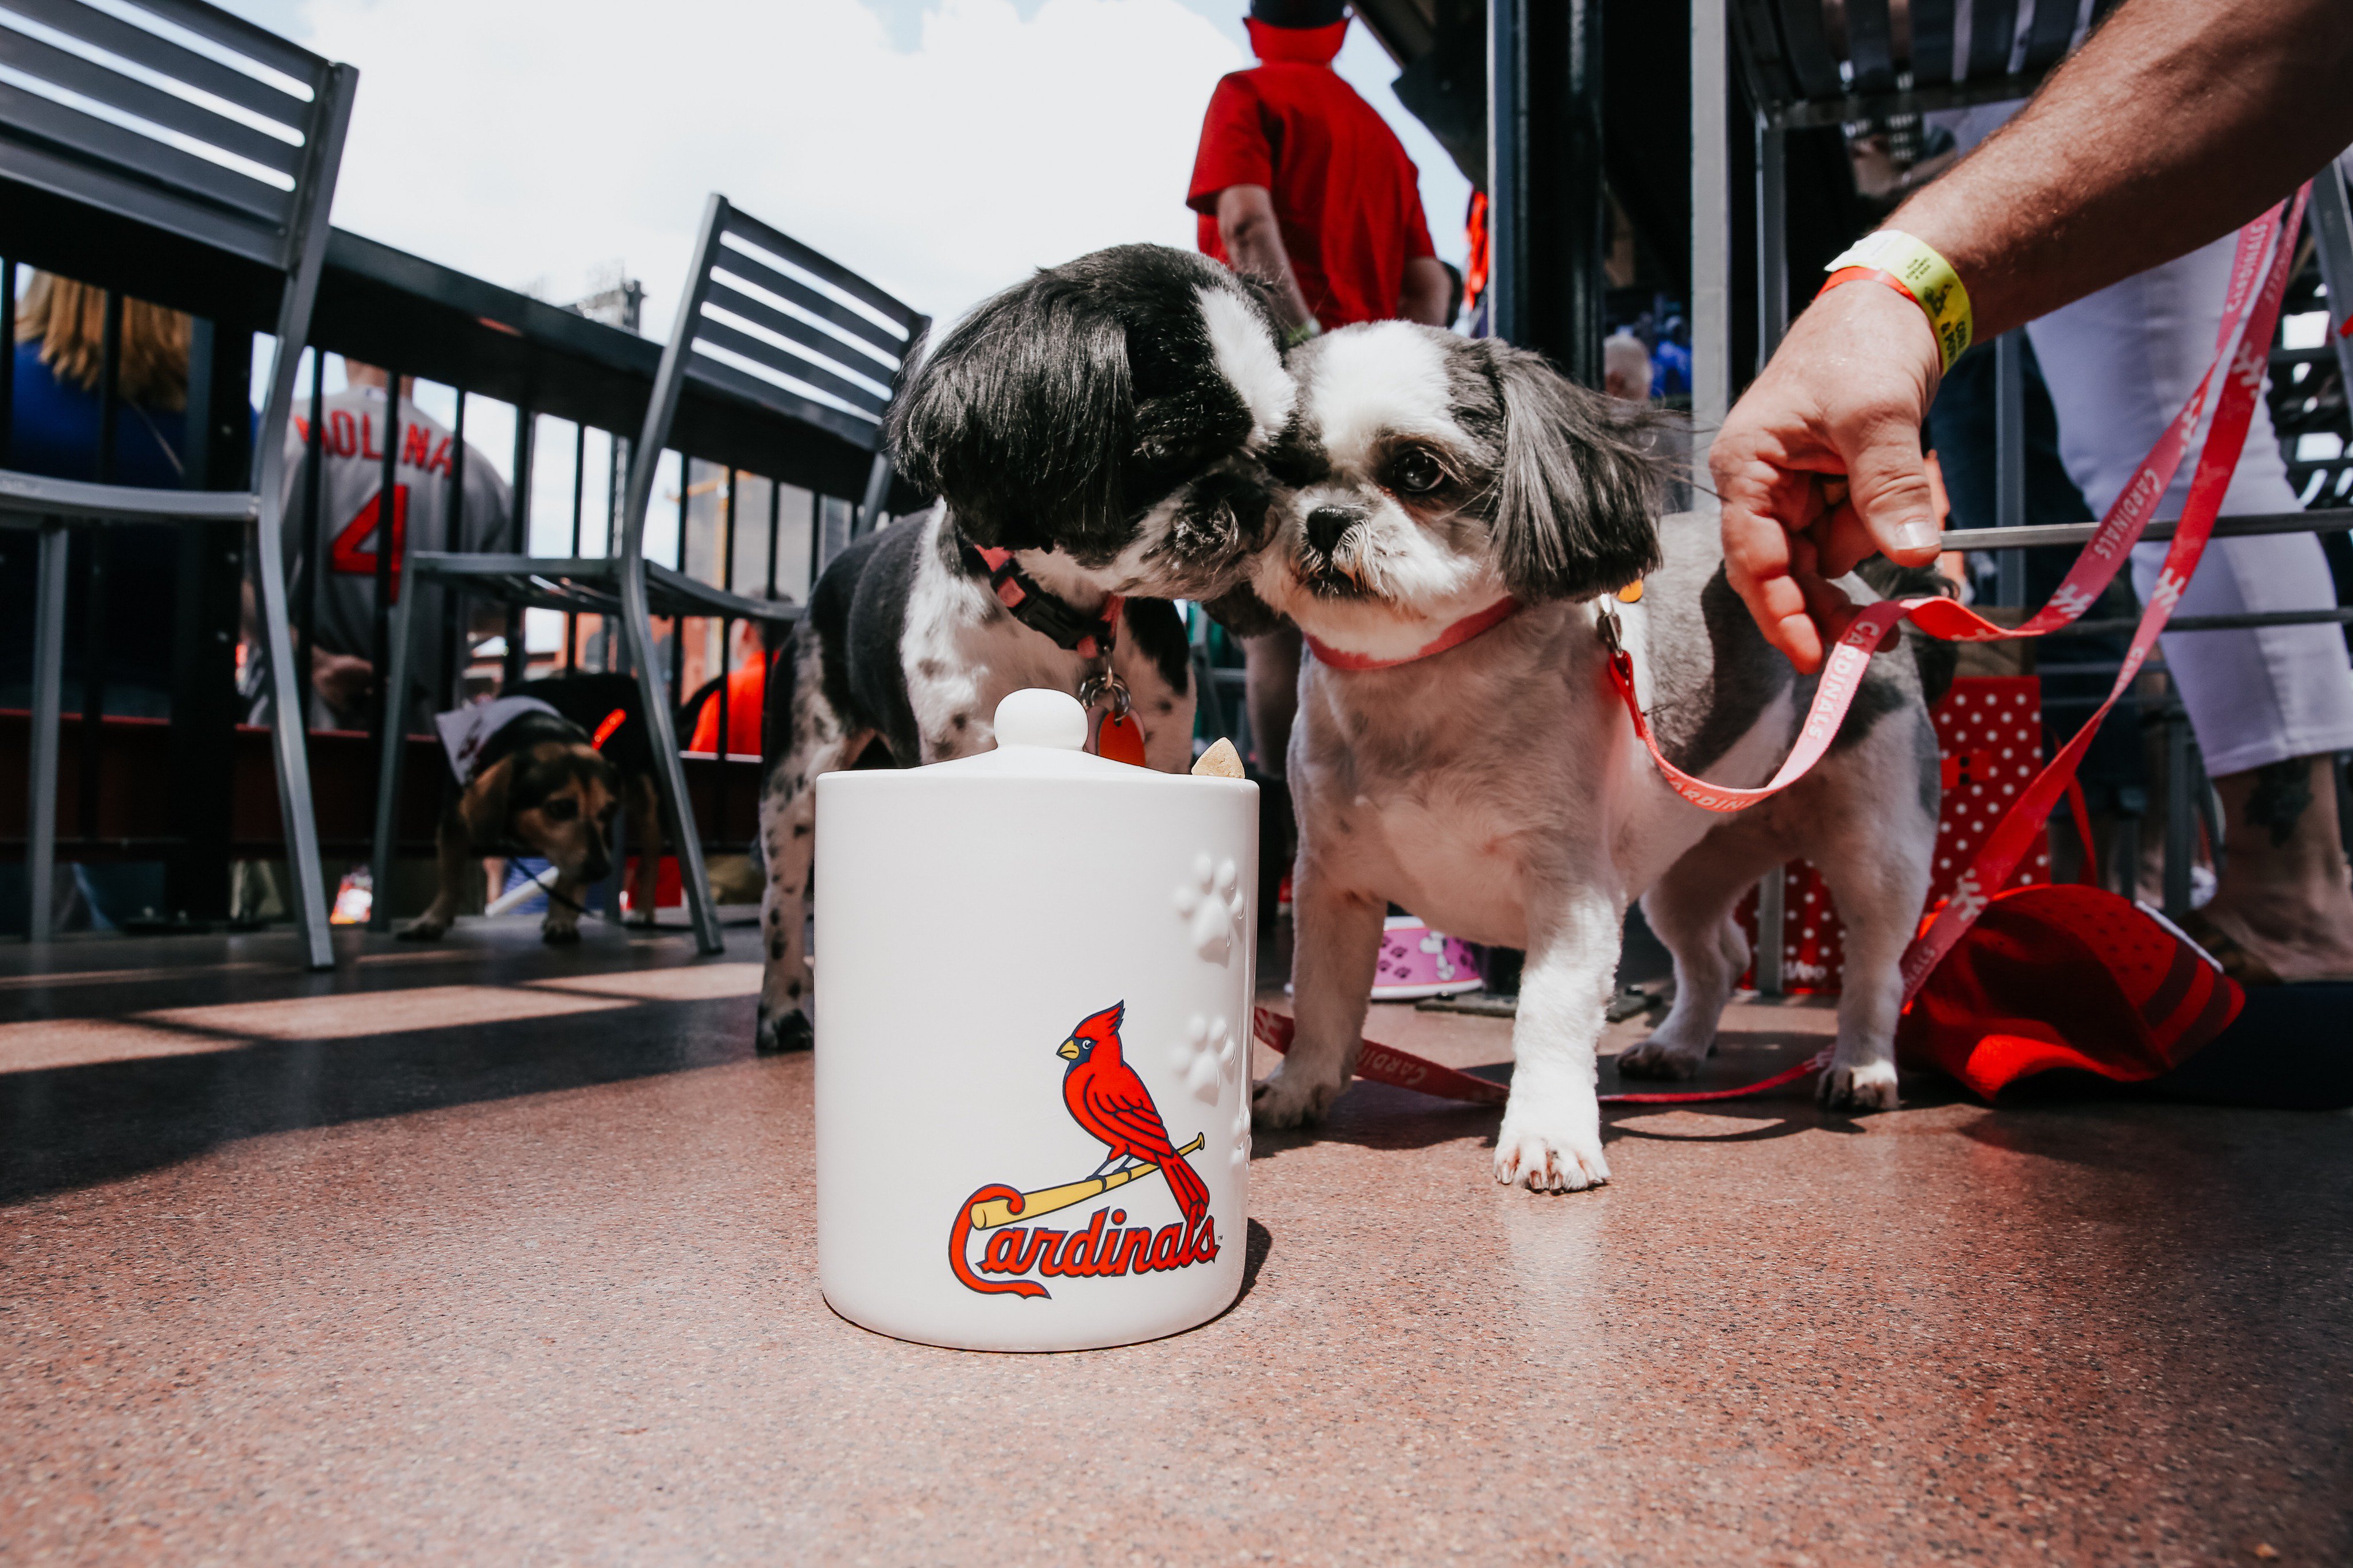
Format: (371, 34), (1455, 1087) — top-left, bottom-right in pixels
(330, 484), (410, 602)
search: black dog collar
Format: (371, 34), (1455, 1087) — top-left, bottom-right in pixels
(954, 528), (1121, 659)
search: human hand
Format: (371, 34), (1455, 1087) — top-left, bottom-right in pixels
(312, 650), (375, 715)
(1710, 280), (1947, 671)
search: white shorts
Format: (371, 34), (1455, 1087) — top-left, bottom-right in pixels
(2025, 232), (2353, 776)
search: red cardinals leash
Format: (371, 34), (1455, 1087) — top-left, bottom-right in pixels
(1258, 189), (2307, 1109)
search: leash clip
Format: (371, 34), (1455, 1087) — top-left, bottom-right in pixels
(1595, 605), (1623, 656)
(1078, 671), (1132, 720)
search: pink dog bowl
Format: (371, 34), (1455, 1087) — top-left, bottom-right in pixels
(1370, 915), (1483, 1001)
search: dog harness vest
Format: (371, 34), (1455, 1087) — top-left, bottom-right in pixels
(435, 696), (568, 782)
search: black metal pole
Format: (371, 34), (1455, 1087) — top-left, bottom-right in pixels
(765, 478), (781, 599)
(504, 409), (534, 689)
(78, 291), (124, 843)
(671, 455), (689, 718)
(372, 368), (402, 757)
(1487, 0), (1606, 385)
(0, 260), (14, 468)
(443, 390), (467, 708)
(166, 319), (250, 924)
(808, 489), (824, 594)
(565, 420), (585, 671)
(718, 466), (736, 750)
(296, 352), (326, 716)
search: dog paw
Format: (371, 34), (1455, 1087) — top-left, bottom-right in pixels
(1493, 1118), (1610, 1192)
(541, 918), (583, 947)
(1251, 1068), (1341, 1130)
(1615, 1034), (1706, 1079)
(1819, 1057), (1899, 1111)
(396, 915), (448, 942)
(755, 1004), (813, 1056)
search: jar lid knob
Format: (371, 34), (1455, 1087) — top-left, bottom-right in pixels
(993, 688), (1087, 751)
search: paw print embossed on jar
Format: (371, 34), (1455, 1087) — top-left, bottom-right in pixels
(1175, 851), (1246, 964)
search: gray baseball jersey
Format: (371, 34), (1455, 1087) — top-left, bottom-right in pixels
(279, 385), (513, 726)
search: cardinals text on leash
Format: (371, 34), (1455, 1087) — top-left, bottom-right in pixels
(948, 1003), (1221, 1300)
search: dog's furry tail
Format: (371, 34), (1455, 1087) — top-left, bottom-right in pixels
(1855, 557), (1960, 709)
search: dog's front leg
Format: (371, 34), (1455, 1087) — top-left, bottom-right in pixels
(397, 807), (470, 941)
(542, 870), (585, 945)
(1495, 885), (1622, 1191)
(1253, 876), (1384, 1129)
(755, 725), (870, 1055)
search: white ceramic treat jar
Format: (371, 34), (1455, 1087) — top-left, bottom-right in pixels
(815, 689), (1257, 1351)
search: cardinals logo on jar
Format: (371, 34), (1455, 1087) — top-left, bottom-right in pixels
(948, 1002), (1219, 1299)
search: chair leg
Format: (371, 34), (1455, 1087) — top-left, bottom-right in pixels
(27, 522), (69, 943)
(253, 515), (335, 970)
(620, 570), (724, 955)
(368, 582), (420, 932)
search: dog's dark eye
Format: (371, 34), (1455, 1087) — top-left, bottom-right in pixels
(541, 798), (578, 823)
(1386, 449), (1448, 495)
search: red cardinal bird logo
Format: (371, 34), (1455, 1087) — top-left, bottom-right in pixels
(1056, 1002), (1211, 1227)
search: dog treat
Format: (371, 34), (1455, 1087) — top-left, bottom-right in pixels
(1191, 738), (1244, 778)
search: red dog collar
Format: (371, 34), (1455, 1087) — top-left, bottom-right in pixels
(1301, 594), (1522, 671)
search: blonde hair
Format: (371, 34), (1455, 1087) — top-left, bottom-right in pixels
(13, 272), (192, 412)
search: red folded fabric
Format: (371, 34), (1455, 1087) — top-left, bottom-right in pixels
(1896, 883), (2244, 1100)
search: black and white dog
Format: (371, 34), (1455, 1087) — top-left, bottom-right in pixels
(1245, 322), (1950, 1190)
(753, 245), (1294, 1053)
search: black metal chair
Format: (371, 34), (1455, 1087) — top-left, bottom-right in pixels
(371, 194), (927, 955)
(0, 0), (356, 964)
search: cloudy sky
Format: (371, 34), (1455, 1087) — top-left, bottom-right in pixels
(217, 0), (1471, 335)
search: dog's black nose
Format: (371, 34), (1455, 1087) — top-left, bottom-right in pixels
(1305, 504), (1365, 558)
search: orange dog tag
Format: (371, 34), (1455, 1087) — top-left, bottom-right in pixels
(1093, 709), (1149, 767)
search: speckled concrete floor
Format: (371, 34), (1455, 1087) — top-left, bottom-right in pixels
(2, 923), (2347, 1565)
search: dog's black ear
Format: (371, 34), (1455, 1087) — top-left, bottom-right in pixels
(1478, 340), (1665, 601)
(887, 268), (1132, 555)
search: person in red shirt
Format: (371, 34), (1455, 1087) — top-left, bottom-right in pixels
(1188, 0), (1452, 781)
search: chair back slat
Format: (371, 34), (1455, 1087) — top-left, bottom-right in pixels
(720, 203), (921, 333)
(1964, 0), (2018, 80)
(2, 0), (318, 129)
(1842, 0), (1896, 94)
(1729, 0), (1799, 111)
(0, 75), (287, 221)
(709, 244), (908, 360)
(1743, 0), (2123, 123)
(2019, 0), (2078, 73)
(1775, 0), (1843, 102)
(705, 279), (898, 385)
(693, 313), (890, 419)
(0, 25), (302, 173)
(676, 199), (927, 451)
(1910, 0), (1957, 84)
(0, 0), (339, 268)
(117, 0), (323, 90)
(0, 134), (277, 260)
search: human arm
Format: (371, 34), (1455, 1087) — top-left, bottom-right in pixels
(1714, 0), (2353, 671)
(1400, 256), (1452, 327)
(1215, 184), (1318, 335)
